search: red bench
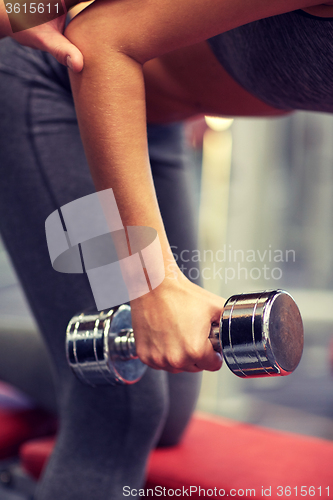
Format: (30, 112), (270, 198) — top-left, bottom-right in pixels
(20, 412), (333, 499)
(0, 408), (56, 460)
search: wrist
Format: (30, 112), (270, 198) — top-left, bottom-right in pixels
(130, 261), (188, 304)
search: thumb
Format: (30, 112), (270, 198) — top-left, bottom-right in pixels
(48, 35), (84, 72)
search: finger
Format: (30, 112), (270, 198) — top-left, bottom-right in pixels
(139, 352), (201, 374)
(210, 296), (226, 321)
(143, 360), (184, 374)
(65, 44), (84, 73)
(194, 339), (223, 372)
(165, 365), (201, 374)
(185, 365), (203, 373)
(40, 32), (84, 72)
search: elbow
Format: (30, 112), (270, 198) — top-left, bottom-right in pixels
(64, 2), (153, 66)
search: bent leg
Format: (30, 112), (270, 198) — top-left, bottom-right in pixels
(0, 38), (201, 498)
(147, 123), (202, 446)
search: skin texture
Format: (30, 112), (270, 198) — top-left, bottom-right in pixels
(63, 0), (331, 374)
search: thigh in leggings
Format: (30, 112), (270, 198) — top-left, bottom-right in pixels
(0, 38), (201, 498)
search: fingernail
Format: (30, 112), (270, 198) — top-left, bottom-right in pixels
(66, 55), (73, 71)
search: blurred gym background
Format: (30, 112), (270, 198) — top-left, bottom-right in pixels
(1, 111), (333, 440)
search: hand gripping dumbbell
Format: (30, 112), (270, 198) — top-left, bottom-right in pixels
(66, 289), (304, 386)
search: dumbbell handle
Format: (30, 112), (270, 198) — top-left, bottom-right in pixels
(208, 323), (222, 354)
(113, 323), (222, 360)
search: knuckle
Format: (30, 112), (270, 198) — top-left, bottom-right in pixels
(152, 356), (167, 370)
(166, 352), (187, 371)
(169, 368), (183, 374)
(186, 344), (205, 363)
(135, 345), (150, 366)
(138, 350), (167, 370)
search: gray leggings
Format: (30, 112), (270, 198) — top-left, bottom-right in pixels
(0, 38), (202, 500)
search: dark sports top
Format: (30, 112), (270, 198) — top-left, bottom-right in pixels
(207, 10), (333, 111)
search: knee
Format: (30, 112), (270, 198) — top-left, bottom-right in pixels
(59, 367), (169, 456)
(157, 372), (202, 447)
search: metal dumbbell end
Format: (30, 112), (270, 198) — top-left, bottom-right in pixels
(209, 289), (304, 377)
(66, 289), (304, 386)
(66, 305), (147, 386)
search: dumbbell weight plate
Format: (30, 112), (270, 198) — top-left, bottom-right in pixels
(66, 305), (147, 386)
(108, 305), (147, 385)
(220, 290), (303, 377)
(66, 308), (112, 386)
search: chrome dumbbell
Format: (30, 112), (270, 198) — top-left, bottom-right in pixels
(66, 289), (304, 386)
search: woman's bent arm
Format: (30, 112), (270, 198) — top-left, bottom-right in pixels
(64, 0), (320, 372)
(66, 21), (225, 373)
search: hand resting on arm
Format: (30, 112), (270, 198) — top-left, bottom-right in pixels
(0, 0), (85, 71)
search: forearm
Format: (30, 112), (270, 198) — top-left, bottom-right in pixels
(65, 36), (224, 373)
(66, 14), (178, 263)
(66, 36), (173, 264)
